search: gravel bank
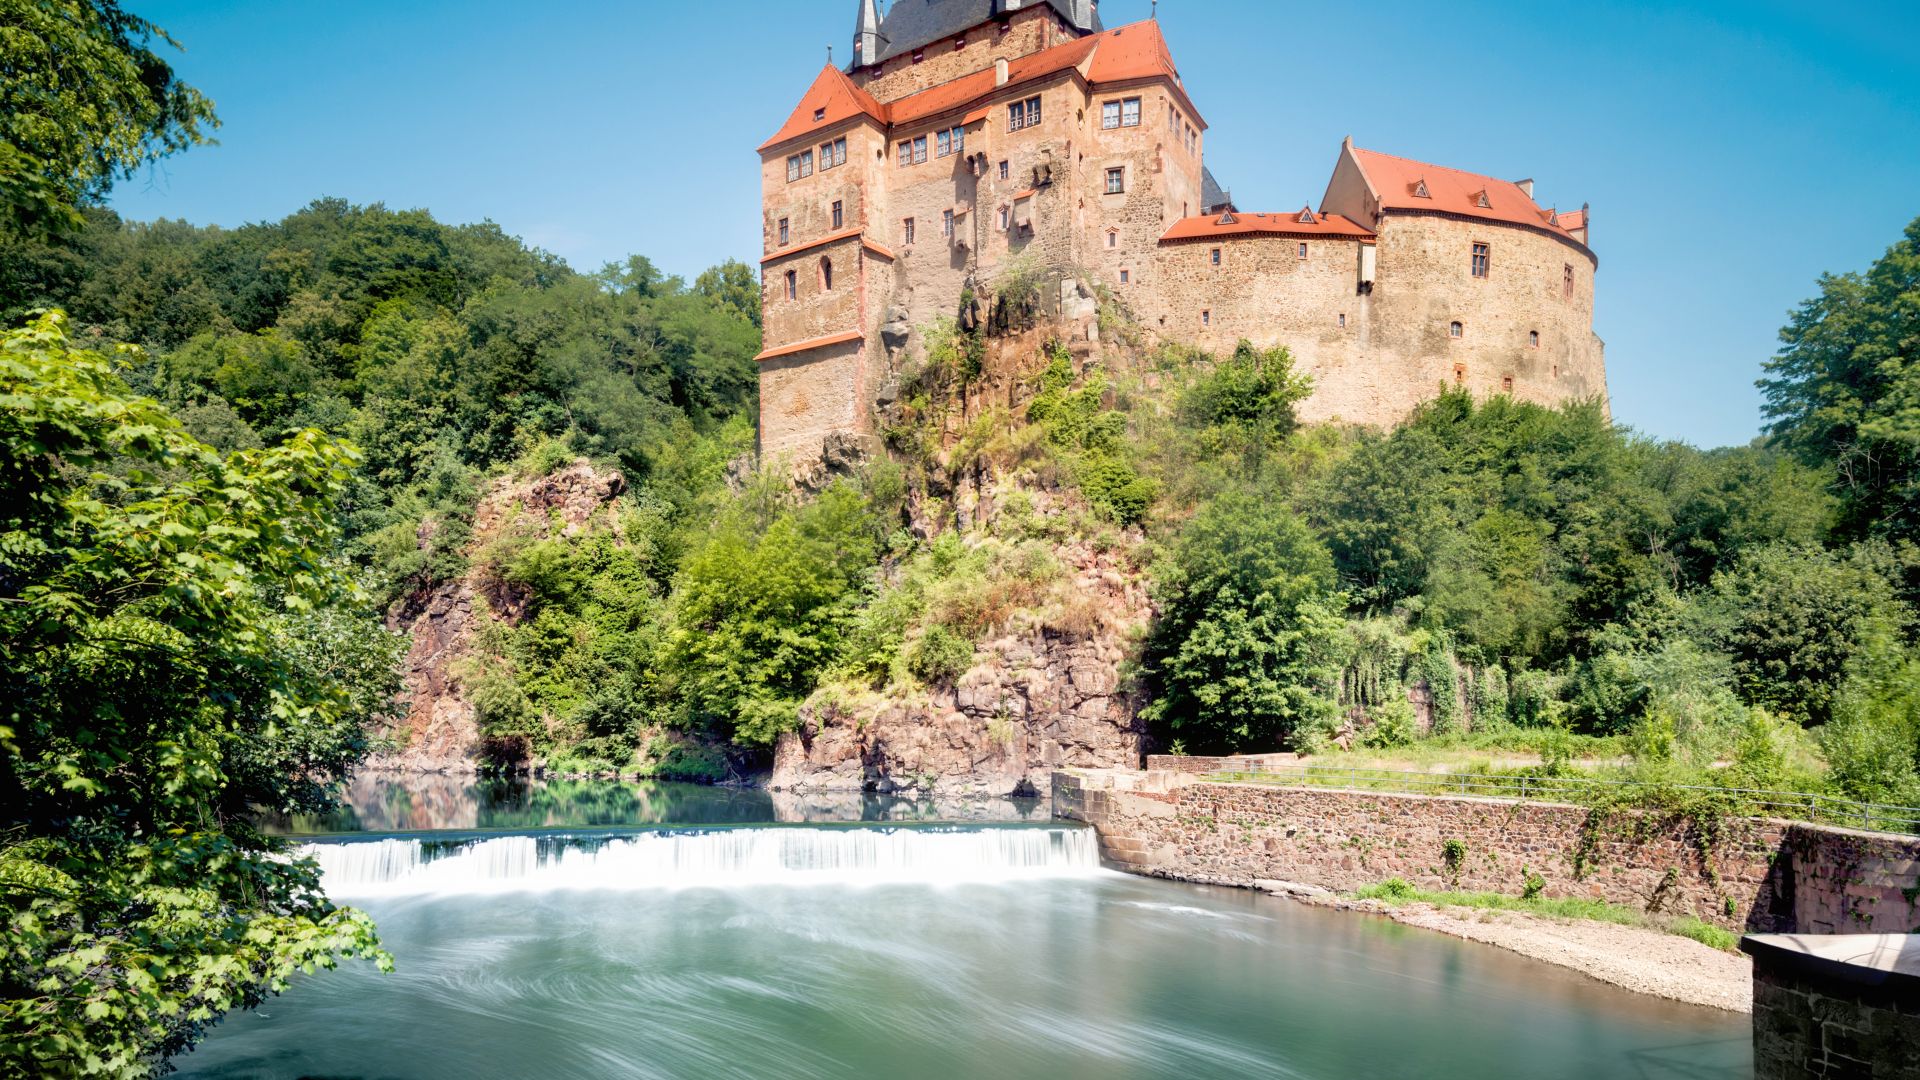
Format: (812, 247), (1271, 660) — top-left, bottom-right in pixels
(1257, 882), (1751, 1012)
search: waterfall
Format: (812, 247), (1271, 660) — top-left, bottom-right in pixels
(306, 825), (1105, 897)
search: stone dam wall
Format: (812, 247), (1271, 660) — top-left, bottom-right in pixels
(1052, 769), (1920, 934)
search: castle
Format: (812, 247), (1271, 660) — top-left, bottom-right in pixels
(756, 0), (1606, 460)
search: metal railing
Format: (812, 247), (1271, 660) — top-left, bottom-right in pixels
(1205, 763), (1920, 836)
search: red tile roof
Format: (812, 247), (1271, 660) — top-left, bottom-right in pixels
(760, 22), (1197, 153)
(754, 329), (865, 363)
(759, 225), (865, 264)
(1555, 209), (1587, 232)
(1349, 146), (1579, 241)
(1161, 210), (1374, 243)
(1085, 20), (1178, 85)
(888, 34), (1100, 126)
(758, 66), (888, 153)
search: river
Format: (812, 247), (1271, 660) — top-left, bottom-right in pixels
(179, 778), (1749, 1079)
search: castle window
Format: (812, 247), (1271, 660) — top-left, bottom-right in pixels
(784, 270), (797, 301)
(998, 19), (1010, 35)
(1009, 95), (1042, 132)
(1101, 97), (1142, 129)
(1501, 374), (1514, 393)
(897, 136), (928, 166)
(943, 209), (954, 237)
(1338, 313), (1347, 328)
(912, 48), (925, 64)
(778, 218), (789, 245)
(1107, 231), (1117, 249)
(954, 36), (965, 49)
(902, 217), (915, 245)
(1201, 309), (1211, 326)
(1471, 242), (1490, 278)
(1528, 330), (1540, 348)
(935, 126), (964, 157)
(831, 201), (843, 229)
(1169, 104), (1179, 133)
(1453, 363), (1467, 384)
(998, 206), (1009, 230)
(1209, 247), (1221, 266)
(1119, 269), (1130, 284)
(785, 150), (814, 182)
(1449, 321), (1464, 339)
(819, 257), (833, 291)
(1298, 243), (1308, 260)
(813, 108), (826, 122)
(1104, 168), (1124, 194)
(1563, 264), (1575, 300)
(998, 160), (1009, 180)
(820, 137), (848, 170)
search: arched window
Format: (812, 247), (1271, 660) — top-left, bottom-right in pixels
(1528, 330), (1540, 348)
(784, 270), (797, 301)
(820, 257), (833, 291)
(1449, 320), (1463, 339)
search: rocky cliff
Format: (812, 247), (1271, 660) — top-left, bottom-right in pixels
(371, 460), (626, 772)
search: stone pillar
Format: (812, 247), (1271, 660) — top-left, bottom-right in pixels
(1742, 934), (1920, 1079)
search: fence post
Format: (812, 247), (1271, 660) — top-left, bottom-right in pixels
(1520, 775), (1530, 801)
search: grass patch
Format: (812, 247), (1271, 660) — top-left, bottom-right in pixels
(1353, 877), (1740, 951)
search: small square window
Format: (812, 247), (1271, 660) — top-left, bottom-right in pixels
(1453, 362), (1467, 384)
(1501, 374), (1514, 393)
(813, 107), (826, 122)
(1119, 269), (1130, 284)
(1209, 247), (1221, 266)
(912, 48), (925, 64)
(1104, 167), (1124, 194)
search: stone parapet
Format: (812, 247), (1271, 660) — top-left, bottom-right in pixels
(1053, 769), (1920, 934)
(1743, 934), (1920, 1079)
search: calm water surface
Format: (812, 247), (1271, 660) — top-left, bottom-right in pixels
(187, 780), (1747, 1079)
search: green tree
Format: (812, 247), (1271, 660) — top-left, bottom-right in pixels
(1143, 492), (1341, 751)
(0, 1), (217, 235)
(1759, 216), (1920, 541)
(0, 313), (392, 1076)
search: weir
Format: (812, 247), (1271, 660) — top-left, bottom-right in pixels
(306, 824), (1105, 896)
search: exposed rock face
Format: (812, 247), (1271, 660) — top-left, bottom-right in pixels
(771, 542), (1150, 796)
(370, 459), (626, 772)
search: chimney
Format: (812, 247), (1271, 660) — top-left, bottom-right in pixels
(1514, 178), (1534, 198)
(995, 58), (1009, 86)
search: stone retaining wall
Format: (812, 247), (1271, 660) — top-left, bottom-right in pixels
(1053, 769), (1920, 933)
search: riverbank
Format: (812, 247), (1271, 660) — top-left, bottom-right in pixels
(1255, 879), (1751, 1011)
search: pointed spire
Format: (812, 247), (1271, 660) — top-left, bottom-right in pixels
(853, 0), (882, 69)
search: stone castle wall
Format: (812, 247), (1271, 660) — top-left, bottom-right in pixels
(1054, 770), (1920, 934)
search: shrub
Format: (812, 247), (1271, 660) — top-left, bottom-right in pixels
(908, 624), (976, 686)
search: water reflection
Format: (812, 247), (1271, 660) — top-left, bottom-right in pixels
(267, 773), (1047, 836)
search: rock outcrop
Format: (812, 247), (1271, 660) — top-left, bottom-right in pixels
(371, 460), (625, 772)
(771, 540), (1149, 796)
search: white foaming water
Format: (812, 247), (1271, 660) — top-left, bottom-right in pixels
(308, 826), (1106, 897)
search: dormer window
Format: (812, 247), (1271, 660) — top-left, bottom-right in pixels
(813, 108), (826, 122)
(1473, 189), (1491, 209)
(1412, 179), (1431, 199)
(1217, 211), (1237, 226)
(1297, 207), (1318, 224)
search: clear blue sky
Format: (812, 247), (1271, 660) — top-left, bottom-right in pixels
(110, 0), (1920, 450)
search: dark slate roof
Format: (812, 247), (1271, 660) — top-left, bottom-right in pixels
(1201, 167), (1234, 214)
(864, 0), (1101, 67)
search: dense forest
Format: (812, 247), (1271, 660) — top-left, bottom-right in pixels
(3, 1), (1918, 1075)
